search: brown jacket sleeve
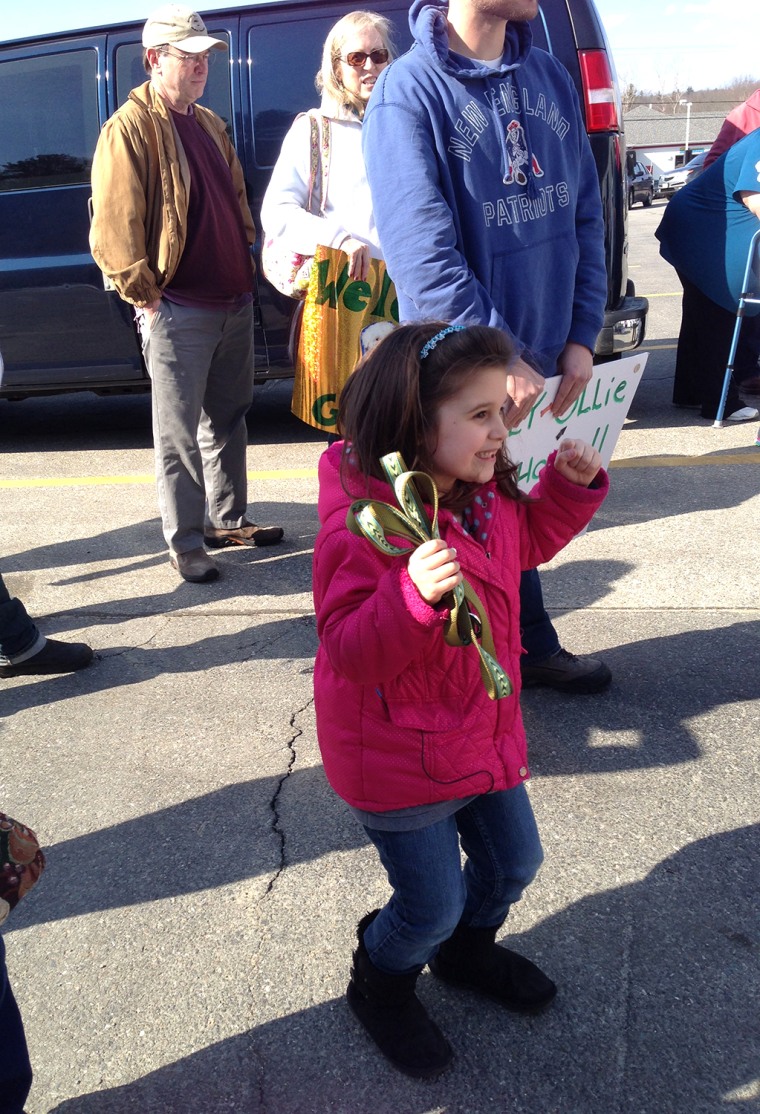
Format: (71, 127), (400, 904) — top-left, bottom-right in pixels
(89, 104), (168, 307)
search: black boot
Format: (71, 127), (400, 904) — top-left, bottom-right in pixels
(429, 921), (557, 1012)
(346, 910), (453, 1080)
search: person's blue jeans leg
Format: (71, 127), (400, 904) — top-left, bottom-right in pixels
(457, 784), (544, 927)
(363, 784), (543, 974)
(0, 936), (33, 1114)
(519, 568), (561, 664)
(362, 815), (465, 975)
(0, 574), (43, 666)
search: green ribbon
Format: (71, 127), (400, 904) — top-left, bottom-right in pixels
(346, 452), (512, 701)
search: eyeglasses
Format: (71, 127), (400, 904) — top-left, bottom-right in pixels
(341, 48), (389, 68)
(159, 48), (215, 66)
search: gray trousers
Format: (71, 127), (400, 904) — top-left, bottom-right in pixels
(141, 299), (255, 554)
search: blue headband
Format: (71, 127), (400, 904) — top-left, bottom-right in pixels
(419, 325), (466, 360)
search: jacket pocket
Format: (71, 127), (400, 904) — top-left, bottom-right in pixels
(384, 697), (497, 794)
(136, 300), (168, 349)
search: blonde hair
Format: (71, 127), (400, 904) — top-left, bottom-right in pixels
(316, 10), (395, 119)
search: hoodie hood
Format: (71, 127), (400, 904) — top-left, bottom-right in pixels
(319, 93), (366, 124)
(407, 1), (539, 198)
(408, 0), (533, 78)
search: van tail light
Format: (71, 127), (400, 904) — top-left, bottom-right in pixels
(578, 49), (620, 133)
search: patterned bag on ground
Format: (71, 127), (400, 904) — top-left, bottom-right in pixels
(0, 812), (46, 925)
(293, 243), (399, 432)
(260, 113), (331, 299)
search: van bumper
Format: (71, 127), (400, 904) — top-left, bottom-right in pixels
(596, 291), (648, 356)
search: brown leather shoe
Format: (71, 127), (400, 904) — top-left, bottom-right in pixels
(170, 548), (219, 583)
(204, 520), (284, 548)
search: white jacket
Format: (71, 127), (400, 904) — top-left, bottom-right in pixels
(260, 101), (383, 259)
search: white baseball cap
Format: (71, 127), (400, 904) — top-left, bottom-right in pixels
(142, 4), (227, 53)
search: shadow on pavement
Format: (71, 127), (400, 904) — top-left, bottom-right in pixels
(8, 606), (759, 930)
(0, 613), (319, 719)
(1, 507), (317, 590)
(523, 617), (760, 776)
(45, 825), (760, 1114)
(5, 764), (362, 931)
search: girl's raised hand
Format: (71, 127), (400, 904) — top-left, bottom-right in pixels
(554, 438), (602, 487)
(407, 538), (463, 605)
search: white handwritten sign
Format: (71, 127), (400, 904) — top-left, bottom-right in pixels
(507, 353), (647, 491)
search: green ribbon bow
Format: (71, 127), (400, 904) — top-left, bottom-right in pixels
(346, 452), (512, 700)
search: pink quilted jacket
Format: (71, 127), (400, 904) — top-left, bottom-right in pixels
(312, 443), (608, 812)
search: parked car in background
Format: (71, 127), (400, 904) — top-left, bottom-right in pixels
(659, 151), (708, 198)
(627, 160), (654, 208)
(0, 0), (648, 402)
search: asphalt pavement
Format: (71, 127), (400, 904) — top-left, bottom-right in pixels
(1, 203), (759, 1113)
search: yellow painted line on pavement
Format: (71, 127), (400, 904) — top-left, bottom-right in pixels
(0, 468), (318, 489)
(0, 474), (155, 488)
(2, 454), (758, 491)
(610, 451), (760, 469)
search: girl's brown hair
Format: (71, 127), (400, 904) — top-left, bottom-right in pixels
(338, 322), (527, 509)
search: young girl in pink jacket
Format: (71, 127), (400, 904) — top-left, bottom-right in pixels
(312, 322), (608, 1079)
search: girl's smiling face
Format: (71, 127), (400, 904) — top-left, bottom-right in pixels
(428, 366), (512, 493)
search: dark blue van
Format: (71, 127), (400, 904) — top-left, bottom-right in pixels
(0, 0), (646, 401)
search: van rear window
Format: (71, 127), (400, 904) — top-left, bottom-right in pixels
(0, 48), (99, 191)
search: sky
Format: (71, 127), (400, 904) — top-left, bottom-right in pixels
(2, 0), (759, 96)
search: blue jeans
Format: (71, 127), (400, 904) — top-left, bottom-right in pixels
(0, 936), (33, 1114)
(0, 573), (40, 664)
(520, 568), (561, 664)
(362, 784), (544, 975)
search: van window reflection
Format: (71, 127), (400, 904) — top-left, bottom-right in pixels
(0, 50), (98, 191)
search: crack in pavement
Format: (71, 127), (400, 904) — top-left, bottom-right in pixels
(265, 696), (314, 896)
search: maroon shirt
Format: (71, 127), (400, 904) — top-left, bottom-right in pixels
(165, 108), (253, 308)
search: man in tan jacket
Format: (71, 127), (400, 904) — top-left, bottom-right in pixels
(90, 3), (283, 583)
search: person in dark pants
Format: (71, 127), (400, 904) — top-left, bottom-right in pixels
(672, 273), (759, 419)
(362, 0), (612, 694)
(0, 936), (33, 1114)
(0, 572), (93, 679)
(0, 812), (44, 1114)
(700, 90), (760, 398)
(656, 128), (760, 423)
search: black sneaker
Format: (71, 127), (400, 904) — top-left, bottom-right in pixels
(521, 647), (611, 694)
(0, 638), (94, 678)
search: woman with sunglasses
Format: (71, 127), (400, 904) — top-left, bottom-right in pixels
(261, 11), (395, 431)
(262, 11), (393, 285)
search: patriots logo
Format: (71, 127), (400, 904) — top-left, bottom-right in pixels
(503, 119), (544, 187)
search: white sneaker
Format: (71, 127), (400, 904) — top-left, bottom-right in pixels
(726, 406), (760, 422)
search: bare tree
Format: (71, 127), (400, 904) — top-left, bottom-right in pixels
(621, 82), (638, 113)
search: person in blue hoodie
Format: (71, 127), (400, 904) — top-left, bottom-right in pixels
(363, 0), (611, 695)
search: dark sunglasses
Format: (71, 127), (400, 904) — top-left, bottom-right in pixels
(343, 48), (389, 68)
